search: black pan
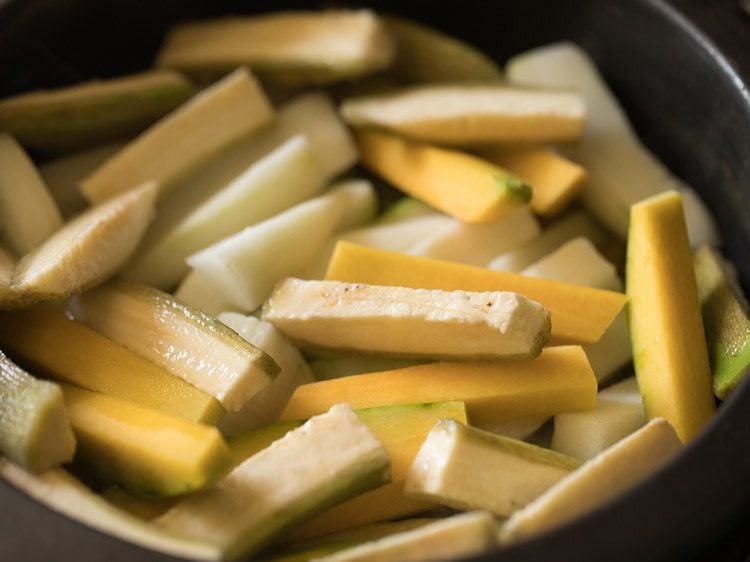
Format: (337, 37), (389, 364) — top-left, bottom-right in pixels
(0, 1), (748, 561)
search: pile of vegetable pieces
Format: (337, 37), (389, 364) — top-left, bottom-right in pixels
(0, 9), (748, 562)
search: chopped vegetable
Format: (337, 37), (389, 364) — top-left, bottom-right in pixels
(11, 182), (157, 302)
(60, 384), (232, 497)
(156, 10), (395, 85)
(355, 130), (531, 223)
(326, 241), (627, 344)
(0, 69), (193, 153)
(627, 191), (715, 442)
(694, 245), (750, 399)
(405, 420), (581, 517)
(0, 351), (76, 473)
(341, 85), (585, 145)
(281, 346), (597, 429)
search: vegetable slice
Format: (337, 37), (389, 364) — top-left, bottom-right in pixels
(627, 191), (715, 442)
(11, 182), (157, 302)
(341, 85), (585, 145)
(0, 69), (193, 153)
(80, 67), (274, 203)
(263, 278), (551, 360)
(405, 420), (580, 517)
(694, 245), (750, 399)
(67, 280), (279, 413)
(355, 130), (531, 223)
(281, 346), (596, 429)
(552, 376), (645, 460)
(156, 10), (395, 85)
(480, 147), (586, 217)
(0, 350), (76, 473)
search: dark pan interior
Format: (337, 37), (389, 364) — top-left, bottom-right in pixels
(0, 1), (748, 561)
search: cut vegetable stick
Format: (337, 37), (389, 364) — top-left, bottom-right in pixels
(500, 418), (682, 543)
(80, 68), (274, 203)
(67, 280), (279, 413)
(506, 42), (719, 247)
(356, 130), (531, 223)
(326, 242), (627, 345)
(11, 182), (157, 302)
(405, 420), (580, 517)
(125, 134), (326, 290)
(0, 69), (193, 153)
(694, 246), (750, 399)
(522, 237), (622, 292)
(0, 306), (223, 424)
(217, 313), (314, 436)
(383, 15), (502, 84)
(278, 179), (380, 281)
(157, 10), (394, 85)
(155, 404), (391, 560)
(552, 376), (645, 460)
(311, 512), (497, 562)
(488, 210), (608, 272)
(627, 191), (715, 442)
(406, 207), (541, 266)
(480, 147), (586, 217)
(288, 401), (468, 540)
(341, 85), (586, 145)
(0, 133), (63, 255)
(61, 384), (232, 498)
(40, 141), (126, 218)
(187, 183), (368, 312)
(0, 351), (76, 473)
(263, 278), (550, 360)
(0, 460), (222, 561)
(281, 346), (597, 429)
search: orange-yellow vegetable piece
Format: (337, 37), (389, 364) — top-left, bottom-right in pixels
(281, 346), (597, 428)
(480, 147), (586, 217)
(627, 190), (715, 442)
(355, 129), (531, 223)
